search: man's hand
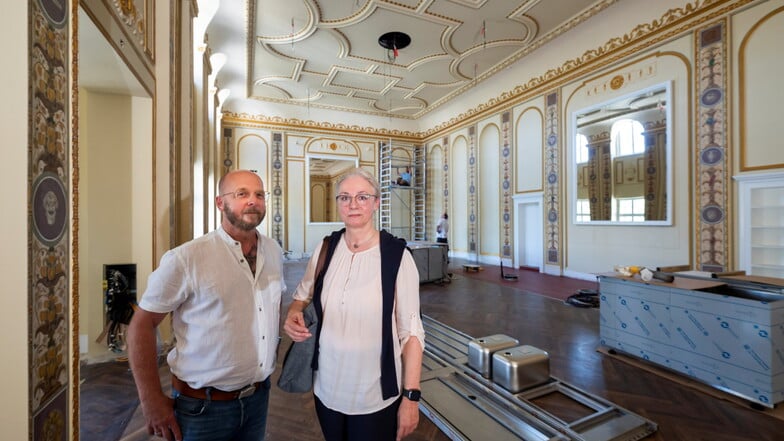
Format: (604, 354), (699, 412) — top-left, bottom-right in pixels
(142, 393), (181, 440)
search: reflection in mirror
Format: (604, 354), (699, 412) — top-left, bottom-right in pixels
(308, 156), (358, 222)
(573, 83), (671, 224)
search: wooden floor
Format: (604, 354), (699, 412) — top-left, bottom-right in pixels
(79, 258), (784, 440)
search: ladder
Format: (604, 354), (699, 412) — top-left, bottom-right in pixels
(379, 142), (393, 232)
(379, 142), (426, 241)
(412, 145), (426, 240)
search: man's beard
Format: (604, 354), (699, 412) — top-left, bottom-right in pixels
(223, 205), (265, 231)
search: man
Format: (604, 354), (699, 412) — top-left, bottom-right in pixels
(128, 170), (285, 441)
(435, 213), (448, 244)
(436, 213), (449, 264)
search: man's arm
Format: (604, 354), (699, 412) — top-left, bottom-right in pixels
(127, 307), (181, 440)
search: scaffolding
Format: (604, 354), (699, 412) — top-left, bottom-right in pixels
(379, 142), (426, 241)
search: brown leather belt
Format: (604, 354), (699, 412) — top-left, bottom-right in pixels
(172, 375), (262, 401)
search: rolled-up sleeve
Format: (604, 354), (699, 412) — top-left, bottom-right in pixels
(395, 250), (425, 349)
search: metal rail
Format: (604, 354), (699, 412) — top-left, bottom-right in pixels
(419, 315), (657, 441)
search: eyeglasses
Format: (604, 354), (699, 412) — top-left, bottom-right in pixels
(221, 189), (269, 201)
(335, 193), (377, 205)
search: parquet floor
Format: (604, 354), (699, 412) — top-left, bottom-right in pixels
(79, 258), (784, 440)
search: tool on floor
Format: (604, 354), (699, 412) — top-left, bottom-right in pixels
(462, 264), (482, 272)
(500, 261), (518, 281)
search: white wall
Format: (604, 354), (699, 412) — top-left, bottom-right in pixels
(131, 96), (154, 301)
(78, 90), (153, 362)
(478, 124), (500, 259)
(562, 42), (692, 277)
(451, 136), (469, 257)
(0, 2), (29, 438)
(79, 91), (134, 361)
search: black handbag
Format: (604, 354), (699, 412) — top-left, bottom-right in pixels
(277, 238), (330, 393)
(277, 302), (318, 393)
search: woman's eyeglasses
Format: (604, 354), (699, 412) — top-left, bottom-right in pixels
(335, 193), (377, 205)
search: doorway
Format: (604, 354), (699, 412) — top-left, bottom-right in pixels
(77, 5), (154, 439)
(514, 194), (543, 271)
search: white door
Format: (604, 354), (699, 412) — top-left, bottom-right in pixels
(514, 195), (543, 271)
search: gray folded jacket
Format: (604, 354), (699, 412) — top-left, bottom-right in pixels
(277, 303), (317, 393)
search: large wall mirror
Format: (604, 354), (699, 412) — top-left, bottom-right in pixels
(571, 82), (672, 225)
(308, 156), (357, 223)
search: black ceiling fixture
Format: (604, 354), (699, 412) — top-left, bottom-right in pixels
(378, 31), (411, 51)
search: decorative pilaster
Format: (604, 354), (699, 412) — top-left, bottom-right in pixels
(468, 125), (478, 254)
(30, 1), (70, 439)
(501, 111), (512, 258)
(544, 92), (561, 265)
(271, 132), (284, 246)
(442, 136), (449, 216)
(695, 20), (730, 272)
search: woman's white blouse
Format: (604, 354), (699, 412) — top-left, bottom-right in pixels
(293, 238), (425, 414)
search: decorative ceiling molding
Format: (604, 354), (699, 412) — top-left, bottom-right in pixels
(215, 0), (607, 119)
(224, 0), (751, 142)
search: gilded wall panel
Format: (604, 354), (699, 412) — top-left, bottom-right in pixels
(29, 1), (70, 439)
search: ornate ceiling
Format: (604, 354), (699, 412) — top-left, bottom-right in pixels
(208, 0), (616, 120)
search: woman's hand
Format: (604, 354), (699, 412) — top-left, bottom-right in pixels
(396, 398), (419, 440)
(283, 301), (312, 342)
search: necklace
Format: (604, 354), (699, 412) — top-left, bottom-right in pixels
(347, 231), (377, 250)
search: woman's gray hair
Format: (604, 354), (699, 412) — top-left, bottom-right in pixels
(336, 167), (380, 196)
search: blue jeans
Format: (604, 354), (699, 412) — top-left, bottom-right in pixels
(173, 378), (271, 441)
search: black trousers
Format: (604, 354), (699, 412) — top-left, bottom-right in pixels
(314, 395), (401, 441)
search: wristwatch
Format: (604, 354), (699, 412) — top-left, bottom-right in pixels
(402, 388), (421, 402)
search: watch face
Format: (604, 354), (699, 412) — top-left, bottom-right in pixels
(404, 389), (421, 401)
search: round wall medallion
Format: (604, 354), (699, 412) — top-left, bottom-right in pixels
(32, 172), (67, 246)
(700, 146), (724, 165)
(610, 75), (625, 90)
(701, 87), (723, 107)
(701, 205), (725, 224)
(39, 0), (67, 27)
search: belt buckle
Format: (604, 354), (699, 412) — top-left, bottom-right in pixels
(237, 384), (256, 399)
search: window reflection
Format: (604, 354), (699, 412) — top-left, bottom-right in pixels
(573, 83), (670, 223)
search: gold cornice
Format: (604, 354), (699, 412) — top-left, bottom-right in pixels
(247, 96), (418, 121)
(234, 0), (756, 145)
(421, 0), (755, 142)
(222, 113), (421, 143)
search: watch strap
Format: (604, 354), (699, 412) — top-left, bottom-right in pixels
(402, 388), (421, 401)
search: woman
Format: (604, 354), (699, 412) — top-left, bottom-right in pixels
(284, 168), (425, 441)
